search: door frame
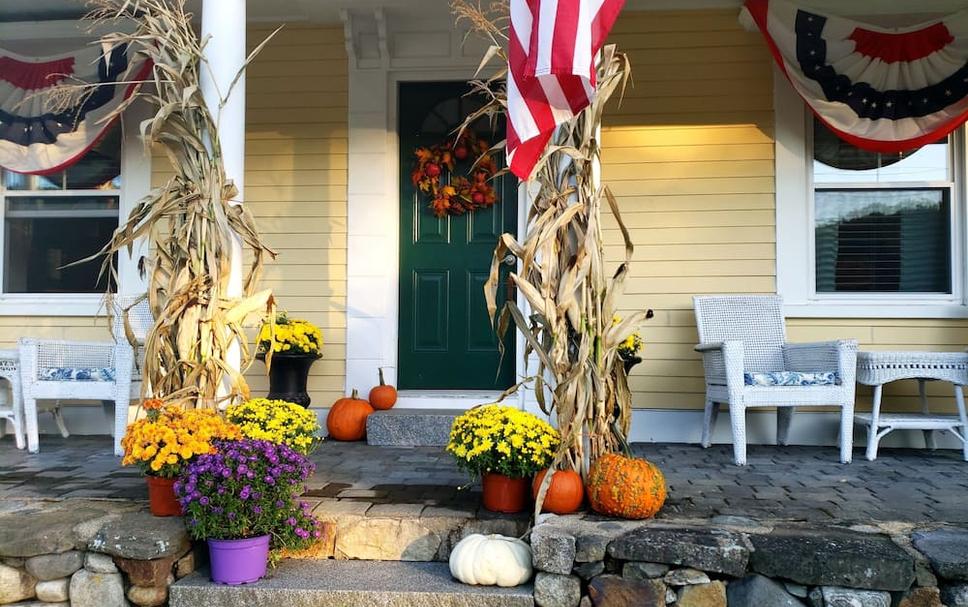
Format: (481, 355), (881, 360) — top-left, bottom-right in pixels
(345, 65), (529, 410)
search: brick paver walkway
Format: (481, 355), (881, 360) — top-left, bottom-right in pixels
(1, 437), (965, 524)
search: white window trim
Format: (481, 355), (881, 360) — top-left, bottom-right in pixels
(0, 103), (150, 316)
(774, 68), (968, 319)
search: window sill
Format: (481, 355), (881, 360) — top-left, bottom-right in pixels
(0, 294), (107, 317)
(785, 302), (968, 319)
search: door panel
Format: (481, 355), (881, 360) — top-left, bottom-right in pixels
(398, 81), (517, 390)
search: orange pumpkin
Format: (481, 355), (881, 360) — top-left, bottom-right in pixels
(532, 469), (584, 514)
(368, 368), (397, 411)
(326, 389), (374, 441)
(585, 453), (666, 519)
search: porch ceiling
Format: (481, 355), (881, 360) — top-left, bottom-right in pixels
(3, 0), (968, 25)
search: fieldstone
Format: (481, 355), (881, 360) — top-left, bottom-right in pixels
(942, 584), (968, 607)
(785, 582), (809, 598)
(571, 520), (642, 563)
(749, 528), (915, 591)
(667, 588), (677, 604)
(665, 568), (711, 586)
(0, 563), (36, 604)
(1, 559), (24, 568)
(34, 577), (70, 602)
(532, 527), (577, 575)
(573, 561), (604, 581)
(912, 529), (968, 582)
(816, 586), (891, 607)
(175, 549), (199, 579)
(331, 516), (446, 561)
(727, 574), (805, 607)
(898, 587), (944, 607)
(893, 534), (939, 588)
(89, 512), (190, 560)
(83, 552), (117, 574)
(534, 572), (581, 607)
(127, 584), (168, 607)
(678, 581), (727, 607)
(114, 555), (176, 587)
(608, 527), (749, 577)
(588, 574), (665, 607)
(580, 598), (592, 607)
(24, 551), (83, 581)
(808, 587), (824, 607)
(69, 569), (125, 607)
(0, 507), (109, 557)
(623, 561), (669, 580)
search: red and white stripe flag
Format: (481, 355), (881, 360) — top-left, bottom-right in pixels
(507, 0), (625, 180)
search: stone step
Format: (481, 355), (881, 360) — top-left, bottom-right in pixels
(366, 408), (462, 447)
(170, 559), (534, 607)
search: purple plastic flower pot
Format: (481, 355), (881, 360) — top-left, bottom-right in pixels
(208, 535), (270, 585)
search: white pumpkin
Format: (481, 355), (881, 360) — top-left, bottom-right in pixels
(449, 533), (533, 587)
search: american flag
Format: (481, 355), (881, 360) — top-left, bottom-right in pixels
(507, 0), (626, 180)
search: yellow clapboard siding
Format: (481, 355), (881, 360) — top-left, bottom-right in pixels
(605, 160), (774, 181)
(602, 144), (774, 164)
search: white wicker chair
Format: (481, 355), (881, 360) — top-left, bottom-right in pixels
(19, 296), (153, 456)
(693, 295), (858, 465)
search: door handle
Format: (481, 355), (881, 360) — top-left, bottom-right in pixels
(502, 254), (516, 267)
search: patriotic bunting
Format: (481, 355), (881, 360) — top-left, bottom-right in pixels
(744, 0), (968, 153)
(507, 0), (626, 180)
(0, 43), (150, 175)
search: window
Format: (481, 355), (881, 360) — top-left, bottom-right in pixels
(812, 119), (953, 296)
(774, 72), (966, 318)
(0, 126), (121, 294)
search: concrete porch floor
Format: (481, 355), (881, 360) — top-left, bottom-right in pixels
(1, 436), (966, 524)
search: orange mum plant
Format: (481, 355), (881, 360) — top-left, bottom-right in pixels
(121, 405), (241, 478)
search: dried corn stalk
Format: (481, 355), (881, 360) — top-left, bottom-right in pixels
(453, 2), (652, 496)
(58, 0), (277, 407)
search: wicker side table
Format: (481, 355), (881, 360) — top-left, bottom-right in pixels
(0, 348), (24, 449)
(855, 351), (968, 461)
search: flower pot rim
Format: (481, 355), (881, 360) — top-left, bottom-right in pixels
(258, 351), (321, 360)
(208, 534), (271, 543)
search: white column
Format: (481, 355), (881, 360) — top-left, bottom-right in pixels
(200, 0), (246, 393)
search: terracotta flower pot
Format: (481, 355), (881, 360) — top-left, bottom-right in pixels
(481, 472), (530, 513)
(146, 476), (182, 517)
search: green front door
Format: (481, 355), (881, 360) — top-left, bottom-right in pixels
(398, 81), (517, 390)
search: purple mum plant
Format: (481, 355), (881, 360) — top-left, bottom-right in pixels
(175, 438), (321, 552)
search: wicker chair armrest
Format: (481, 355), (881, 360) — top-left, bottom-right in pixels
(696, 340), (745, 391)
(783, 340), (858, 383)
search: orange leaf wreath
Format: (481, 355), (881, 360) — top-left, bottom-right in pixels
(411, 131), (499, 217)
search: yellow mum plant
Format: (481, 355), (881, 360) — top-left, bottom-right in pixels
(258, 312), (322, 356)
(613, 315), (644, 359)
(121, 405), (241, 478)
(225, 398), (321, 455)
(447, 405), (560, 479)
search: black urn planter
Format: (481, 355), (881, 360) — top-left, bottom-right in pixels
(259, 352), (319, 408)
(622, 355), (643, 375)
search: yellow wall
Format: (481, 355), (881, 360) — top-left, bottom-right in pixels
(604, 9), (968, 413)
(0, 25), (348, 412)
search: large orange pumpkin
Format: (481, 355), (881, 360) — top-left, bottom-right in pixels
(532, 469), (584, 514)
(326, 389), (374, 441)
(585, 453), (666, 519)
(368, 368), (397, 411)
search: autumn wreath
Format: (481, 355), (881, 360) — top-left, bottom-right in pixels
(411, 131), (499, 217)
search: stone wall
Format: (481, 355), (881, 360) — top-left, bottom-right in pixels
(0, 501), (198, 607)
(530, 514), (968, 607)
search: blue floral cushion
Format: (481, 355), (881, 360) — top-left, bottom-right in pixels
(744, 371), (838, 387)
(39, 367), (116, 382)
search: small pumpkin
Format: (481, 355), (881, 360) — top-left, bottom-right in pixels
(585, 452), (666, 520)
(326, 389), (374, 441)
(532, 468), (584, 514)
(449, 533), (533, 587)
(368, 367), (397, 410)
